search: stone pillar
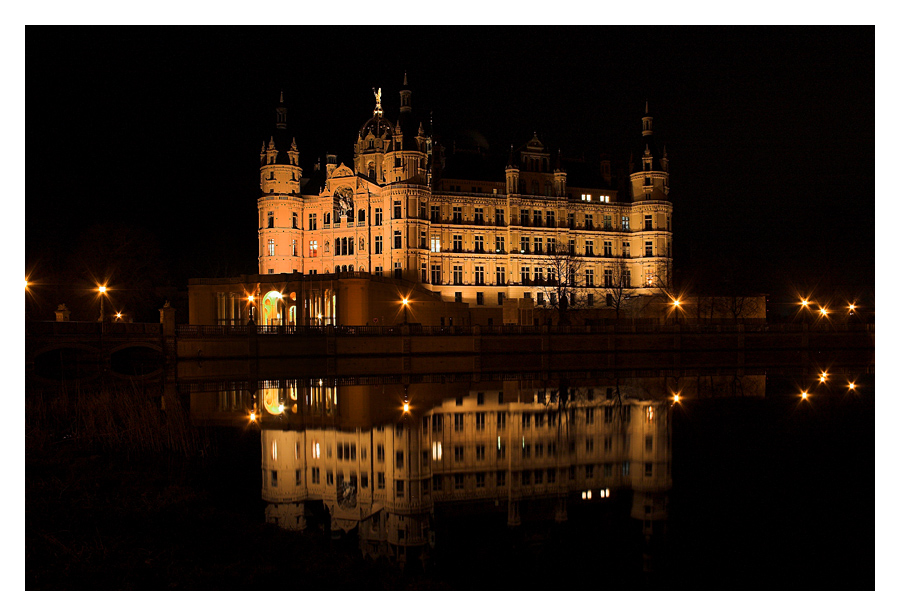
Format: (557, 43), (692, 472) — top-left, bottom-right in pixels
(159, 301), (176, 337)
(54, 304), (70, 322)
(158, 301), (177, 376)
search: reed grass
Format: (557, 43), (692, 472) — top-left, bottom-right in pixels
(26, 386), (211, 458)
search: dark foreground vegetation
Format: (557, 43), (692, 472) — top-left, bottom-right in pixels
(25, 388), (447, 590)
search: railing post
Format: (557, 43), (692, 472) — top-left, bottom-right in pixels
(158, 301), (177, 368)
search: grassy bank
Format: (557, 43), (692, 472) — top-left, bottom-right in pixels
(25, 388), (446, 590)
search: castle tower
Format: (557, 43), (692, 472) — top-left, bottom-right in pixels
(629, 102), (673, 289)
(258, 92), (304, 275)
(385, 74), (428, 185)
(629, 102), (669, 203)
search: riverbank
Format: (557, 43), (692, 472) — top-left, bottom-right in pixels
(25, 390), (448, 590)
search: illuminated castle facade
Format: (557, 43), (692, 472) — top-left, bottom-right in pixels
(255, 77), (673, 323)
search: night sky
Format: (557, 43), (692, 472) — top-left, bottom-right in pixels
(25, 27), (875, 321)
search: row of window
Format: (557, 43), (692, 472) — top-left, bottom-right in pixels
(267, 207), (668, 232)
(270, 461), (652, 492)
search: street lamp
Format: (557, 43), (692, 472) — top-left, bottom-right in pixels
(401, 296), (410, 324)
(670, 297), (683, 324)
(247, 294), (255, 324)
(98, 285), (108, 322)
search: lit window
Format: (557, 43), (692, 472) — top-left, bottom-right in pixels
(309, 240), (318, 257)
(432, 441), (442, 461)
(312, 441), (320, 459)
(267, 239), (275, 256)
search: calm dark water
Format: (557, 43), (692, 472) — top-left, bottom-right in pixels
(182, 367), (874, 589)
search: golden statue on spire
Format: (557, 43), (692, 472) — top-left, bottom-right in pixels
(373, 87), (383, 116)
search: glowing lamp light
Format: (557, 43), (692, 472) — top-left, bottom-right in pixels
(249, 412), (257, 422)
(672, 299), (681, 308)
(247, 295), (254, 302)
(402, 298), (409, 306)
(820, 307), (828, 316)
(586, 490), (592, 500)
(673, 394), (681, 404)
(278, 404), (285, 413)
(819, 372), (828, 383)
(801, 299), (809, 307)
(317, 313), (323, 320)
(25, 279), (29, 288)
(98, 286), (107, 293)
(582, 491), (587, 500)
(848, 382), (856, 390)
(115, 312), (122, 320)
(403, 402), (410, 413)
(801, 391), (809, 400)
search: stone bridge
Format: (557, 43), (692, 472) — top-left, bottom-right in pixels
(26, 321), (168, 375)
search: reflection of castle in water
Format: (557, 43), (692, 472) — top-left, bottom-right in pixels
(190, 373), (763, 568)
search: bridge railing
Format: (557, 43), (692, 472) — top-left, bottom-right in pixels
(26, 321), (162, 336)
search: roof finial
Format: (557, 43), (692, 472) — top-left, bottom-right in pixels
(280, 91), (284, 104)
(645, 100), (649, 115)
(403, 71), (408, 87)
(373, 87), (383, 117)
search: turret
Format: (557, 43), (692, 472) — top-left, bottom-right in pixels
(258, 93), (303, 275)
(553, 149), (567, 197)
(629, 102), (669, 203)
(505, 145), (520, 195)
(399, 71), (412, 113)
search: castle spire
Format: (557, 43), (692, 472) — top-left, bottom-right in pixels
(400, 73), (412, 113)
(275, 92), (287, 130)
(642, 101), (653, 137)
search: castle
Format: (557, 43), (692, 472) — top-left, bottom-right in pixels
(190, 75), (673, 327)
